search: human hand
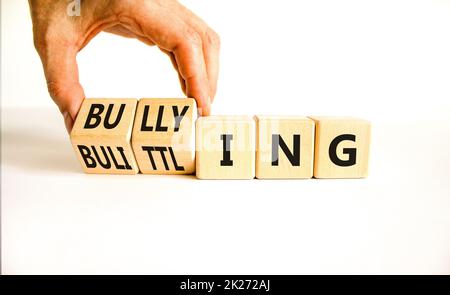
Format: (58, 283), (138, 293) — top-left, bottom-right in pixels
(28, 0), (220, 132)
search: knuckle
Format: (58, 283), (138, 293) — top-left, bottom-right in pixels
(47, 81), (78, 102)
(47, 81), (67, 100)
(47, 81), (70, 113)
(183, 28), (203, 48)
(33, 27), (77, 56)
(46, 81), (81, 113)
(204, 28), (220, 48)
(33, 33), (48, 53)
(33, 29), (56, 54)
(47, 80), (82, 100)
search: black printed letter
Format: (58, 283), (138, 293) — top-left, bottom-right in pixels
(329, 134), (357, 166)
(78, 145), (96, 168)
(84, 104), (104, 129)
(272, 134), (300, 166)
(104, 104), (125, 129)
(220, 134), (233, 166)
(172, 105), (189, 132)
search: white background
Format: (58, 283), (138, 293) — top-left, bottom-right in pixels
(2, 0), (450, 274)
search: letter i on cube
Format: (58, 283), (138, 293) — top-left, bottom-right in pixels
(196, 116), (256, 179)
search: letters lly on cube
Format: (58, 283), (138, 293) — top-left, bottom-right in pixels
(70, 98), (139, 174)
(131, 98), (196, 174)
(196, 116), (255, 179)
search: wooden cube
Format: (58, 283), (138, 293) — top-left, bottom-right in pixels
(255, 116), (315, 179)
(196, 116), (255, 179)
(131, 98), (196, 174)
(70, 98), (139, 174)
(309, 117), (371, 178)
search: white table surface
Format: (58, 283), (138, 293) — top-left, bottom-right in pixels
(2, 107), (450, 274)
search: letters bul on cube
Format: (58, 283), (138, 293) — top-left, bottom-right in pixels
(131, 98), (196, 174)
(70, 98), (139, 174)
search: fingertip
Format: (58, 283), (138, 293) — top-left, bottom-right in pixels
(199, 107), (210, 116)
(184, 76), (211, 116)
(68, 93), (84, 123)
(63, 111), (74, 134)
(56, 85), (84, 134)
(197, 96), (211, 116)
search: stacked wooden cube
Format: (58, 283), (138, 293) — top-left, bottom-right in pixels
(71, 98), (371, 179)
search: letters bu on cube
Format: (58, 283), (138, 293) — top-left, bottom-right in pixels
(70, 98), (371, 179)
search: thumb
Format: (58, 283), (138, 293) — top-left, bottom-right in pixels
(39, 45), (85, 133)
